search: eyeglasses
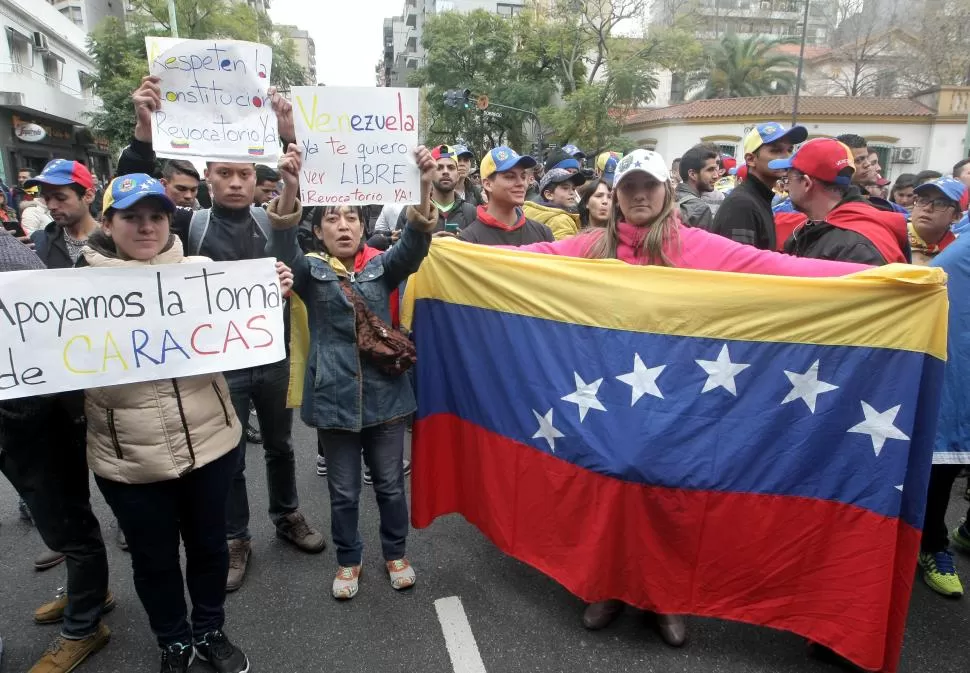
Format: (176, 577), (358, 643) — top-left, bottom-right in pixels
(913, 196), (956, 211)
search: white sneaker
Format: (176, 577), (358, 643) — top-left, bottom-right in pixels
(332, 565), (361, 600)
(386, 558), (416, 590)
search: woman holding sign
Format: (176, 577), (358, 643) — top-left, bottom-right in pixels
(269, 145), (438, 600)
(79, 173), (294, 673)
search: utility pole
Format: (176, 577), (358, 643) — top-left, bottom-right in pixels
(791, 0), (811, 126)
(167, 0), (179, 37)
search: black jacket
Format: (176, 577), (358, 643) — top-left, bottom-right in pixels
(461, 210), (553, 246)
(784, 222), (888, 265)
(31, 223), (75, 269)
(117, 137), (268, 262)
(711, 174), (777, 250)
(782, 199), (909, 266)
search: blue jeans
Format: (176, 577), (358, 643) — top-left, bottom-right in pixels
(97, 449), (237, 647)
(224, 360), (298, 540)
(318, 420), (408, 566)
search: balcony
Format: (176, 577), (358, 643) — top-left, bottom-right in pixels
(0, 62), (99, 125)
(406, 27), (417, 49)
(405, 5), (417, 27)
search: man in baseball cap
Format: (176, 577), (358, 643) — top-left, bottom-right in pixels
(711, 122), (807, 250)
(523, 168), (586, 240)
(771, 138), (907, 264)
(26, 159), (99, 269)
(561, 144), (586, 160)
(452, 144), (484, 206)
(908, 176), (966, 265)
(462, 146), (553, 246)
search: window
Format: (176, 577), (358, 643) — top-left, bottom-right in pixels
(5, 28), (31, 73)
(79, 71), (96, 97)
(496, 2), (521, 16)
(715, 144), (737, 158)
(42, 55), (63, 85)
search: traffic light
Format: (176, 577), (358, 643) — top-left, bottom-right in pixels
(443, 89), (473, 109)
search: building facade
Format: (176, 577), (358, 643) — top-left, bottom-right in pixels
(621, 89), (969, 180)
(46, 0), (124, 31)
(1, 0), (110, 184)
(278, 24), (316, 83)
(381, 0), (525, 87)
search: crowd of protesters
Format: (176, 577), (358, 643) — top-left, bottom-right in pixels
(2, 70), (970, 673)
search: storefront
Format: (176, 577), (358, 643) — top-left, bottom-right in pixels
(0, 109), (112, 188)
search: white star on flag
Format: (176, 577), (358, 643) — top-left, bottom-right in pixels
(561, 372), (607, 422)
(532, 408), (565, 452)
(695, 344), (750, 396)
(848, 402), (910, 456)
(781, 360), (839, 413)
(895, 484), (904, 492)
(616, 354), (666, 404)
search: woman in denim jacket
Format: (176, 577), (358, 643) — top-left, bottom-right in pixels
(269, 146), (437, 599)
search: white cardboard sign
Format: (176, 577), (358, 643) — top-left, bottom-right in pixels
(0, 259), (285, 400)
(146, 37), (279, 162)
(291, 86), (420, 206)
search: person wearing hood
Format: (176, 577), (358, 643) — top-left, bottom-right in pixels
(268, 147), (438, 601)
(522, 168), (586, 240)
(78, 172), (298, 673)
(493, 148), (869, 648)
(461, 147), (554, 246)
(770, 139), (908, 265)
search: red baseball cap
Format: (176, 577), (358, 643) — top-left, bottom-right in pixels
(768, 138), (855, 185)
(431, 144), (458, 165)
(720, 155), (737, 172)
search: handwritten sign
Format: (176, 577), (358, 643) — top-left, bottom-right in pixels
(0, 259), (285, 400)
(146, 37), (279, 163)
(291, 86), (420, 206)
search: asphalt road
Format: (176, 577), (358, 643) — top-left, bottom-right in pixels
(2, 421), (970, 673)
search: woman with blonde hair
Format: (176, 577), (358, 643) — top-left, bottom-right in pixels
(511, 148), (871, 647)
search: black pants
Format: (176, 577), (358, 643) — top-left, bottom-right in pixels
(97, 448), (238, 647)
(225, 360), (298, 540)
(0, 393), (108, 639)
(921, 464), (970, 553)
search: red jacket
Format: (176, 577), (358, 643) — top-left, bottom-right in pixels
(775, 202), (908, 264)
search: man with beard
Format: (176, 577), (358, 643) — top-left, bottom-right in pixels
(676, 144), (719, 229)
(771, 138), (907, 265)
(27, 160), (99, 269)
(383, 145), (477, 241)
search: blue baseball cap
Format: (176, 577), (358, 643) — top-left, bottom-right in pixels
(561, 144), (586, 159)
(479, 146), (537, 179)
(24, 159), (95, 190)
(453, 144), (475, 159)
(103, 174), (176, 215)
(602, 156), (618, 186)
(915, 177), (968, 207)
(743, 122), (808, 155)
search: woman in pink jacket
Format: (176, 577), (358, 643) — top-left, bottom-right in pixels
(514, 148), (868, 648)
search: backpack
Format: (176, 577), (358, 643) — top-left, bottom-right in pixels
(188, 206), (272, 256)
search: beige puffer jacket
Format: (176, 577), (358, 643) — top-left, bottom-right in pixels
(81, 232), (242, 484)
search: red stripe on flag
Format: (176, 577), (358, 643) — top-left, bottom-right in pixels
(412, 413), (920, 672)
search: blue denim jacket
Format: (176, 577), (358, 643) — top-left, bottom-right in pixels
(269, 220), (431, 431)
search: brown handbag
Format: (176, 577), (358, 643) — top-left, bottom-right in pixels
(339, 280), (416, 377)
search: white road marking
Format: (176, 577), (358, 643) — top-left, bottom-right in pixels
(434, 596), (488, 673)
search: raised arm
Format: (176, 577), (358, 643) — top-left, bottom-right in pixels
(381, 147), (437, 286)
(266, 144), (309, 295)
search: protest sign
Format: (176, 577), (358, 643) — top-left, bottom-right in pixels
(146, 37), (279, 163)
(0, 259), (285, 400)
(291, 86), (420, 206)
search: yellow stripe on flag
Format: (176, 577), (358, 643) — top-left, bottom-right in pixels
(401, 239), (947, 360)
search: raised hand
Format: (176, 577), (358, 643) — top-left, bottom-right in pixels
(132, 75), (162, 143)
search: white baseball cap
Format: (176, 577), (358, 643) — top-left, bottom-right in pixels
(613, 149), (670, 188)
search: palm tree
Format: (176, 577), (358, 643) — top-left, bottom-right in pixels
(687, 35), (800, 99)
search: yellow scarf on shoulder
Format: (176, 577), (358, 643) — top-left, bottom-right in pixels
(286, 252), (351, 408)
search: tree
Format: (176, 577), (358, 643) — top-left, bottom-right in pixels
(688, 35), (799, 99)
(811, 0), (904, 97)
(86, 0), (308, 152)
(899, 0), (970, 91)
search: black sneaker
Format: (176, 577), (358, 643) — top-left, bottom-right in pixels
(159, 642), (194, 673)
(194, 630), (249, 673)
(245, 424), (262, 445)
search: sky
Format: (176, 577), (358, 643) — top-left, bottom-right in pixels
(269, 0), (403, 86)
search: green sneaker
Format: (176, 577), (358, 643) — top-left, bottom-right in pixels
(951, 524), (970, 554)
(919, 550), (964, 597)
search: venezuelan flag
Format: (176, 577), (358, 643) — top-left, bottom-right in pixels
(402, 239), (948, 673)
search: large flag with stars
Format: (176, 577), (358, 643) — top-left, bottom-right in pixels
(402, 239), (947, 673)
